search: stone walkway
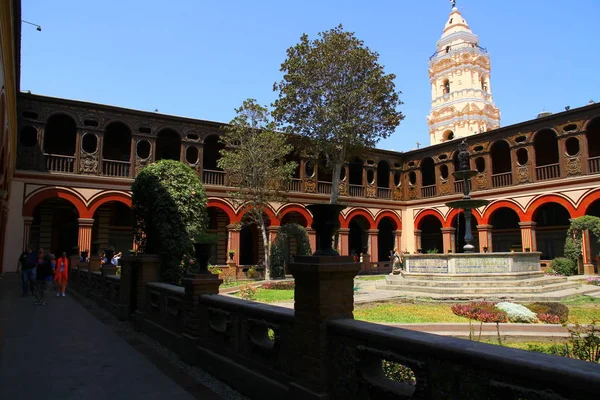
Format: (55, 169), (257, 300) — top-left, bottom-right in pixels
(0, 274), (239, 400)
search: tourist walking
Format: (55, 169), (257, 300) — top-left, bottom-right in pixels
(19, 247), (37, 297)
(54, 252), (69, 297)
(34, 251), (54, 306)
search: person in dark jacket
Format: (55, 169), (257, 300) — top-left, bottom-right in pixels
(19, 247), (37, 297)
(34, 251), (54, 306)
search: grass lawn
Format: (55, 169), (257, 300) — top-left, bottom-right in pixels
(236, 289), (295, 303)
(355, 275), (387, 281)
(355, 302), (466, 323)
(220, 280), (256, 289)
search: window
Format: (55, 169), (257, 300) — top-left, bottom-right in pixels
(443, 79), (450, 94)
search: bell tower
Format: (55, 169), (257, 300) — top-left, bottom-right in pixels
(427, 2), (500, 145)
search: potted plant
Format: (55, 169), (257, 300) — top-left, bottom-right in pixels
(525, 247), (531, 252)
(483, 246), (488, 253)
(194, 232), (218, 274)
(228, 249), (236, 261)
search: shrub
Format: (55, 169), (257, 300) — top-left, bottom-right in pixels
(527, 302), (569, 324)
(132, 160), (208, 284)
(550, 257), (577, 277)
(566, 324), (600, 362)
(526, 343), (569, 357)
(545, 269), (564, 277)
(381, 360), (416, 386)
(496, 302), (537, 323)
(586, 277), (600, 286)
(238, 284), (257, 301)
(270, 223), (312, 278)
(246, 266), (261, 279)
(261, 281), (295, 290)
(208, 266), (223, 276)
(538, 313), (561, 324)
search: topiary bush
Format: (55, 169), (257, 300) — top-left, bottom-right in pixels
(132, 160), (208, 284)
(527, 302), (569, 324)
(550, 257), (577, 277)
(270, 223), (312, 278)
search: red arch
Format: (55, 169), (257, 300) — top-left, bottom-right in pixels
(236, 204), (279, 226)
(207, 199), (237, 223)
(23, 189), (87, 217)
(482, 200), (525, 225)
(445, 208), (482, 228)
(278, 204), (313, 226)
(524, 195), (577, 221)
(374, 211), (402, 230)
(414, 209), (444, 230)
(342, 208), (376, 229)
(87, 192), (132, 218)
(576, 189), (600, 217)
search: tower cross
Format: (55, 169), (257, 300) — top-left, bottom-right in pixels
(450, 0), (456, 8)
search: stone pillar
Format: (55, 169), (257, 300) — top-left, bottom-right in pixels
(22, 216), (34, 250)
(226, 224), (241, 265)
(77, 218), (94, 253)
(306, 227), (317, 254)
(441, 227), (456, 253)
(582, 229), (596, 275)
(89, 255), (102, 272)
(134, 254), (161, 330)
(519, 221), (537, 252)
(288, 256), (360, 398)
(181, 273), (223, 364)
(338, 228), (350, 256)
(367, 229), (378, 261)
(38, 209), (53, 251)
(477, 224), (493, 253)
(414, 229), (422, 252)
(96, 209), (111, 253)
(393, 230), (402, 252)
(267, 226), (279, 244)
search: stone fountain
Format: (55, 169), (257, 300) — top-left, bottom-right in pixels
(445, 139), (489, 253)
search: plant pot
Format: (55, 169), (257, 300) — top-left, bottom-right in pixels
(307, 203), (346, 256)
(193, 242), (213, 274)
(228, 252), (235, 261)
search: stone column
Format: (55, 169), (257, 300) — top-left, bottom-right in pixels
(582, 229), (596, 275)
(306, 227), (317, 254)
(414, 229), (422, 252)
(477, 224), (493, 253)
(367, 229), (378, 261)
(267, 226), (279, 244)
(288, 256), (360, 398)
(96, 209), (111, 253)
(337, 228), (350, 256)
(77, 218), (94, 253)
(441, 227), (456, 253)
(22, 216), (34, 250)
(393, 230), (402, 252)
(134, 254), (161, 330)
(181, 273), (223, 364)
(519, 221), (537, 252)
(227, 224), (241, 265)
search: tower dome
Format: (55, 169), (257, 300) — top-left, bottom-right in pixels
(427, 4), (501, 145)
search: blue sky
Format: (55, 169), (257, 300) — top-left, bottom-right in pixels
(20, 0), (600, 152)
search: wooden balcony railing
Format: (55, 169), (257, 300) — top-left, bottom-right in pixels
(349, 185), (364, 197)
(44, 153), (75, 173)
(102, 159), (130, 178)
(203, 169), (226, 186)
(318, 181), (332, 194)
(421, 184), (436, 198)
(536, 163), (560, 181)
(289, 178), (302, 192)
(377, 187), (391, 199)
(492, 172), (512, 187)
(588, 156), (600, 174)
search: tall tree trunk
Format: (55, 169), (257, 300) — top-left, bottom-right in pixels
(258, 213), (271, 280)
(330, 162), (343, 204)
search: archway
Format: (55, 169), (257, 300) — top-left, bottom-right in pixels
(280, 211), (309, 264)
(348, 215), (369, 256)
(207, 207), (230, 265)
(103, 122), (132, 177)
(44, 113), (77, 156)
(419, 215), (443, 253)
(156, 129), (181, 161)
(421, 157), (435, 187)
(349, 157), (363, 186)
(490, 207), (521, 252)
(534, 129), (560, 179)
(90, 201), (134, 256)
(586, 198), (600, 270)
(239, 213), (271, 266)
(318, 153), (333, 183)
(30, 198), (79, 256)
(533, 202), (571, 259)
(203, 135), (224, 170)
(377, 217), (396, 261)
(270, 223), (312, 278)
(587, 118), (600, 172)
(451, 212), (479, 253)
(490, 140), (511, 187)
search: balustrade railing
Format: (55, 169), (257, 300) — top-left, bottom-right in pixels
(421, 184), (436, 198)
(492, 172), (512, 187)
(202, 169), (226, 186)
(588, 156), (600, 174)
(377, 187), (391, 199)
(288, 178), (302, 192)
(102, 159), (130, 177)
(454, 180), (463, 193)
(318, 181), (332, 194)
(536, 163), (560, 181)
(349, 185), (364, 197)
(44, 153), (75, 173)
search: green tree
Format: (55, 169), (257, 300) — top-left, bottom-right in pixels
(131, 160), (208, 284)
(218, 99), (297, 279)
(273, 24), (404, 204)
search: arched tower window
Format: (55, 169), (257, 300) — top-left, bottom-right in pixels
(481, 77), (488, 92)
(443, 79), (450, 94)
(443, 130), (455, 141)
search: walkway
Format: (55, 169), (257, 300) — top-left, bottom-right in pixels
(0, 274), (238, 400)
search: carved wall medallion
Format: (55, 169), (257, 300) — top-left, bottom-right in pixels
(475, 173), (487, 190)
(392, 187), (403, 201)
(408, 186), (418, 200)
(304, 178), (316, 194)
(228, 172), (242, 187)
(439, 181), (450, 195)
(517, 165), (530, 184)
(565, 156), (581, 176)
(135, 157), (150, 175)
(338, 182), (348, 196)
(366, 185), (376, 198)
(79, 152), (99, 174)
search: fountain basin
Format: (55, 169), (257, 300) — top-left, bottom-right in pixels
(405, 252), (541, 274)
